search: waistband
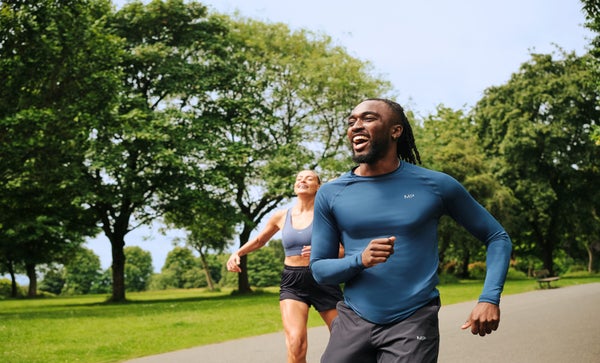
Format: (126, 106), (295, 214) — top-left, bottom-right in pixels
(283, 265), (310, 271)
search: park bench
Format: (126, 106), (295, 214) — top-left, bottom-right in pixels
(534, 269), (560, 288)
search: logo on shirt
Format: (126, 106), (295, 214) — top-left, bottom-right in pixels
(404, 193), (415, 199)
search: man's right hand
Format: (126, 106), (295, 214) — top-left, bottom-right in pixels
(361, 236), (395, 268)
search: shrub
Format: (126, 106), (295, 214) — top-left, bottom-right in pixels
(505, 267), (528, 280)
(467, 261), (486, 280)
(440, 260), (459, 275)
(0, 278), (27, 298)
(438, 272), (460, 285)
(562, 270), (599, 278)
(0, 278), (14, 298)
(566, 265), (586, 274)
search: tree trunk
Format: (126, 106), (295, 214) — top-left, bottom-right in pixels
(236, 228), (252, 293)
(110, 237), (126, 302)
(237, 255), (251, 293)
(198, 250), (215, 291)
(541, 239), (555, 276)
(25, 262), (37, 297)
(7, 260), (18, 298)
(437, 229), (450, 274)
(460, 248), (470, 279)
(586, 243), (593, 273)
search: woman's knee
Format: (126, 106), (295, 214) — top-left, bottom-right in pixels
(285, 330), (307, 352)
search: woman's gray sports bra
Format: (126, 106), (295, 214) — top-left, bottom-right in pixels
(281, 209), (312, 257)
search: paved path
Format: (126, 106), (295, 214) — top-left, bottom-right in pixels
(124, 283), (600, 363)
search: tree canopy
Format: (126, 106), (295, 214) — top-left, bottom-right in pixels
(1, 0), (598, 299)
(474, 50), (600, 274)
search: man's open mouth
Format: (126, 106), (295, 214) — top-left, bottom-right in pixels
(352, 135), (369, 151)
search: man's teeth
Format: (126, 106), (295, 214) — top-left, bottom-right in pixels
(353, 136), (368, 143)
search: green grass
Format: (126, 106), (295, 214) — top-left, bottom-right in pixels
(1, 276), (599, 363)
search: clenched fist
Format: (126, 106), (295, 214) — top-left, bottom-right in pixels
(361, 236), (395, 268)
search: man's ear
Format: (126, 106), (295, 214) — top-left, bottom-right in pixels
(392, 124), (403, 139)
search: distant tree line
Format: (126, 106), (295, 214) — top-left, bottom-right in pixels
(1, 0), (599, 300)
(0, 241), (287, 297)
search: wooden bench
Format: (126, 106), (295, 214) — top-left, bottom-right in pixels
(534, 269), (560, 288)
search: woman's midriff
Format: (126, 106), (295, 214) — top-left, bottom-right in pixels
(284, 255), (310, 267)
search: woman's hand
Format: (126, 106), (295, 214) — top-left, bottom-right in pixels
(301, 245), (311, 258)
(226, 253), (242, 272)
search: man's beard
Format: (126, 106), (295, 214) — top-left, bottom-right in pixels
(351, 138), (388, 164)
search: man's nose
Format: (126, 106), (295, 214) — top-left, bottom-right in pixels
(350, 119), (365, 129)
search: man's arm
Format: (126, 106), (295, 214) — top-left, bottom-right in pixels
(441, 175), (512, 336)
(442, 176), (512, 304)
(310, 189), (364, 284)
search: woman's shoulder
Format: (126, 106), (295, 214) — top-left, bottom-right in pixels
(269, 208), (288, 226)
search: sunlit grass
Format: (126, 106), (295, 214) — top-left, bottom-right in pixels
(1, 277), (598, 363)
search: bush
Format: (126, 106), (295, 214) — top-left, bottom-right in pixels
(0, 278), (14, 298)
(565, 265), (586, 274)
(505, 267), (528, 280)
(467, 261), (486, 280)
(440, 260), (459, 275)
(218, 266), (238, 288)
(39, 266), (66, 295)
(562, 270), (599, 278)
(0, 278), (27, 298)
(147, 270), (178, 290)
(438, 272), (460, 285)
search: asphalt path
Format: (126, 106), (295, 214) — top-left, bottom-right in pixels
(124, 283), (600, 363)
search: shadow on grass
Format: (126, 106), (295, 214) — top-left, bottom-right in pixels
(1, 289), (280, 320)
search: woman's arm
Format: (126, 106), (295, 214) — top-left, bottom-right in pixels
(226, 209), (286, 272)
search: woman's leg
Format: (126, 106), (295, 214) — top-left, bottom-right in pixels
(280, 299), (310, 363)
(318, 308), (338, 330)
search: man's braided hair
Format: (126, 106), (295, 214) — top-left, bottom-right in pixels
(365, 98), (421, 165)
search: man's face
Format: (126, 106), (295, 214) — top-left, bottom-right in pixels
(346, 100), (400, 164)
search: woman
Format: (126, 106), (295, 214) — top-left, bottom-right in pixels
(226, 170), (343, 363)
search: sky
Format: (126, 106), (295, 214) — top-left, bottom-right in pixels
(75, 0), (596, 274)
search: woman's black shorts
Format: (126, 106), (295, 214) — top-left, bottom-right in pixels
(279, 265), (343, 312)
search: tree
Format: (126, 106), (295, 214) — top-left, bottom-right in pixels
(581, 0), (600, 273)
(123, 246), (153, 291)
(474, 50), (600, 275)
(38, 264), (66, 295)
(0, 252), (21, 298)
(193, 16), (391, 293)
(91, 269), (113, 294)
(82, 0), (229, 301)
(158, 246), (201, 289)
(417, 106), (516, 277)
(247, 240), (285, 287)
(0, 0), (119, 296)
(63, 247), (102, 295)
(163, 189), (238, 291)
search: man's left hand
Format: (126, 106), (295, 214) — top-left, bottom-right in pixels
(461, 302), (500, 337)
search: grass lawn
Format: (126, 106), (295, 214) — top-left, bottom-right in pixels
(1, 276), (598, 363)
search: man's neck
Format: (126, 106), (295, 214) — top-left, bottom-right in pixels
(355, 158), (401, 177)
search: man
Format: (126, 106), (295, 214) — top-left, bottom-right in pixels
(310, 98), (512, 362)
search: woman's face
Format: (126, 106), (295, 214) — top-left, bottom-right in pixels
(294, 170), (320, 196)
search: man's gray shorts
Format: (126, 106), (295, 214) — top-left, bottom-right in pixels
(321, 298), (440, 363)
